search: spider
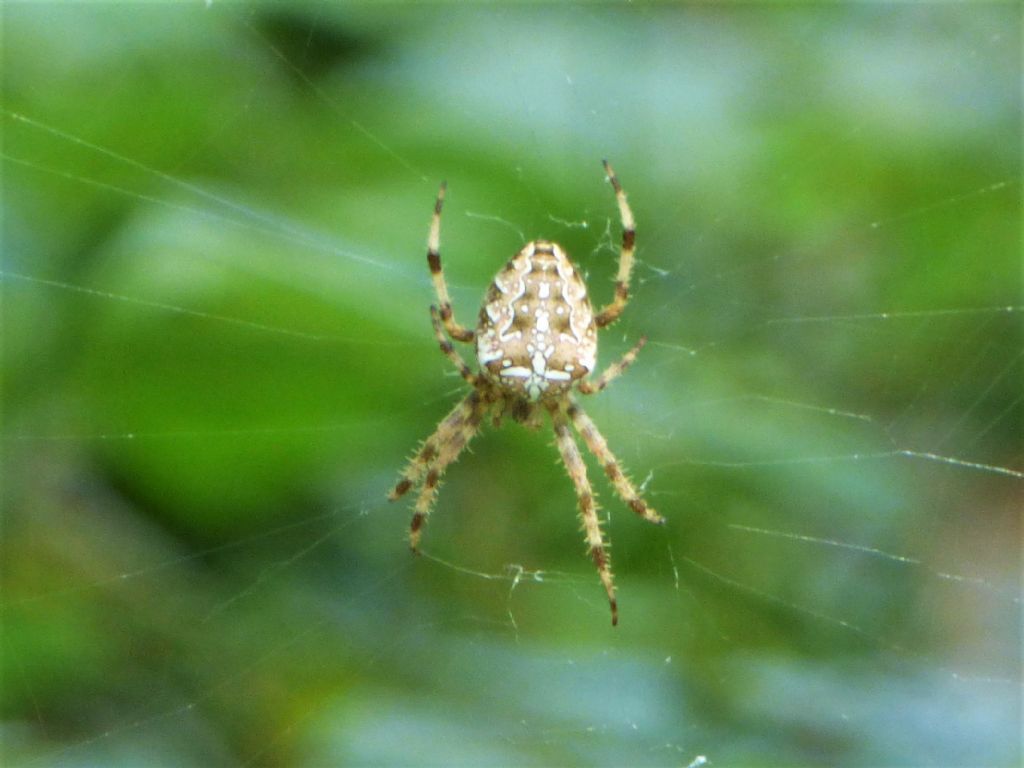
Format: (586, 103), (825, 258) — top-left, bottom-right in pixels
(388, 160), (664, 626)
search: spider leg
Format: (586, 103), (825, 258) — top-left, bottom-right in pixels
(594, 160), (636, 329)
(549, 401), (618, 626)
(388, 390), (480, 501)
(408, 391), (488, 551)
(578, 335), (647, 395)
(567, 399), (664, 526)
(431, 305), (476, 384)
(426, 181), (474, 342)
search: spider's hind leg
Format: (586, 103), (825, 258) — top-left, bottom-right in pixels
(426, 181), (474, 342)
(594, 160), (636, 329)
(430, 305), (476, 384)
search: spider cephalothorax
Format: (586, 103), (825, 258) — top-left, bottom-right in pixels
(389, 161), (664, 626)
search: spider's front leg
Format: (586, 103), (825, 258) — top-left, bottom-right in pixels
(389, 390), (488, 551)
(548, 401), (619, 626)
(567, 400), (664, 526)
(388, 310), (478, 502)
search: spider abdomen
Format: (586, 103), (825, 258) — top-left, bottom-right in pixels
(476, 240), (597, 401)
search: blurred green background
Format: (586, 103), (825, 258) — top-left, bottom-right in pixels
(2, 3), (1020, 766)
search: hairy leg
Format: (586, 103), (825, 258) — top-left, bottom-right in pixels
(549, 401), (619, 626)
(388, 391), (482, 502)
(594, 160), (636, 329)
(567, 400), (664, 525)
(578, 335), (646, 395)
(407, 391), (487, 551)
(430, 305), (476, 384)
(426, 181), (474, 342)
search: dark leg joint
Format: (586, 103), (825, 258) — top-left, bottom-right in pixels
(390, 478), (412, 499)
(427, 250), (441, 273)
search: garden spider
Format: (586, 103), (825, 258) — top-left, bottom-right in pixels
(389, 160), (663, 626)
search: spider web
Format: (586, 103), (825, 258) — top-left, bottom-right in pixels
(2, 4), (1020, 767)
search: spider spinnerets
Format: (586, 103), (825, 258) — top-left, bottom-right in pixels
(389, 160), (663, 626)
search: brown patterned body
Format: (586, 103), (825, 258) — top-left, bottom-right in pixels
(476, 241), (597, 402)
